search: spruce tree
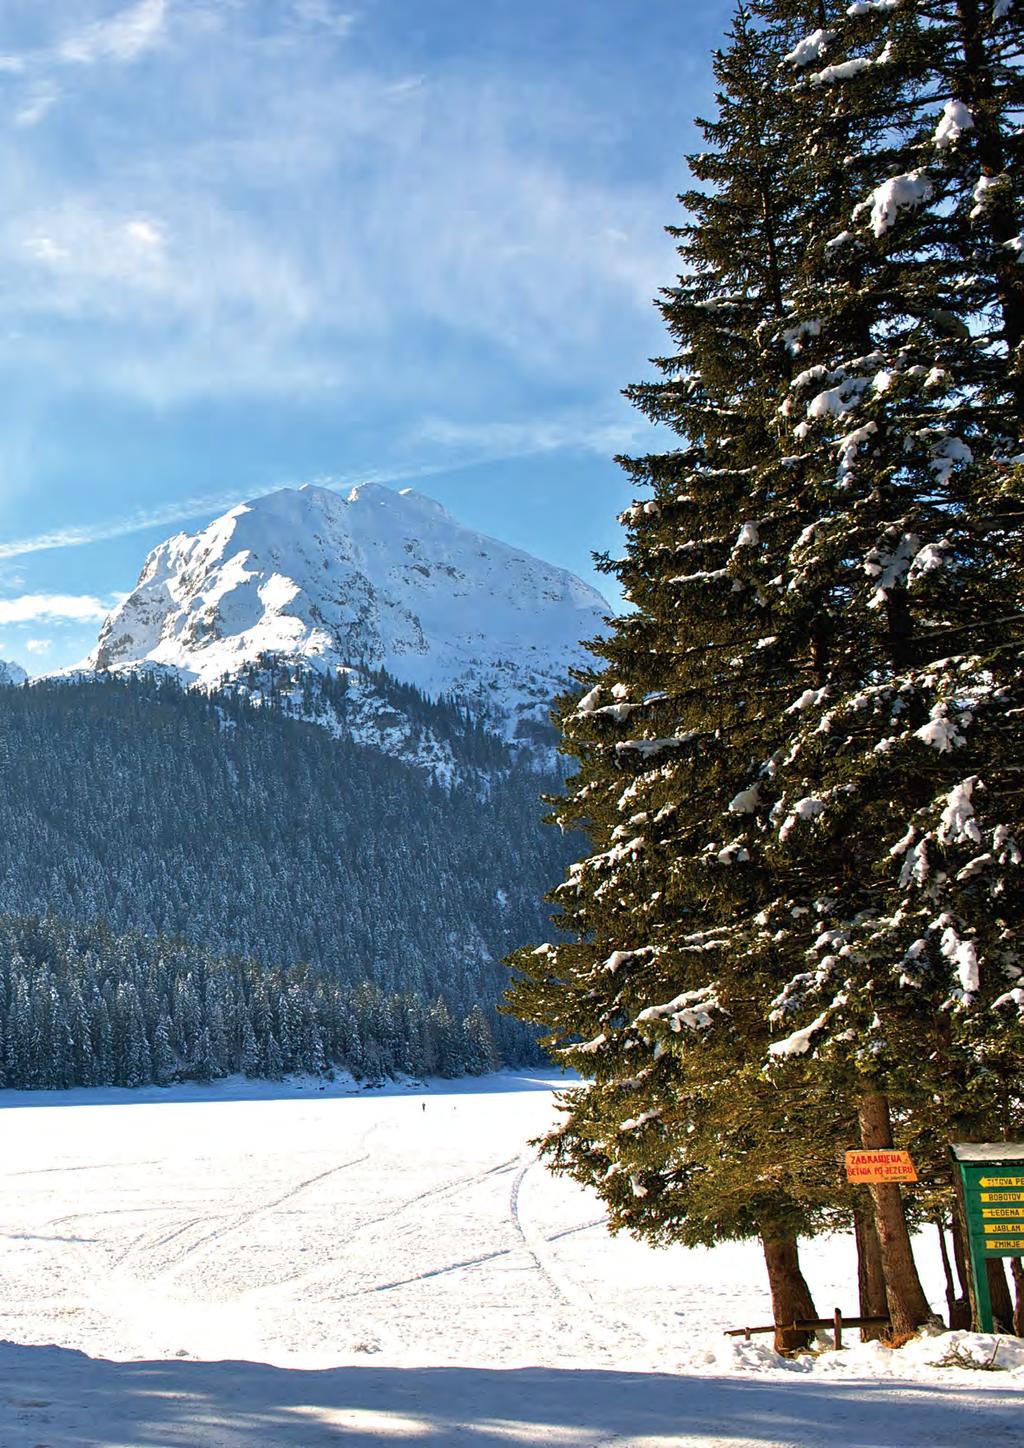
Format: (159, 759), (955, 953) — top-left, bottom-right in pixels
(736, 0), (1024, 1333)
(508, 0), (1024, 1344)
(507, 5), (845, 1348)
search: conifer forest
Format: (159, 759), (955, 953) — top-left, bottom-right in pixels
(0, 676), (565, 1082)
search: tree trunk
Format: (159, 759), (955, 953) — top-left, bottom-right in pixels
(935, 1222), (957, 1331)
(854, 1204), (888, 1340)
(986, 1258), (1015, 1334)
(1011, 1258), (1024, 1339)
(946, 1210), (972, 1330)
(954, 0), (1024, 418)
(760, 1225), (817, 1355)
(857, 1092), (934, 1338)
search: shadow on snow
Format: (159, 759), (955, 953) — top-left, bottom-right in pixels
(0, 1345), (1016, 1448)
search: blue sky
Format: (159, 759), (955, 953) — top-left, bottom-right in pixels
(0, 0), (733, 671)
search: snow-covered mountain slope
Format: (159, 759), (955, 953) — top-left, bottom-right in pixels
(0, 660), (27, 687)
(86, 483), (607, 745)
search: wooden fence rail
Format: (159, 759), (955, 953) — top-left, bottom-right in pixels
(725, 1310), (891, 1350)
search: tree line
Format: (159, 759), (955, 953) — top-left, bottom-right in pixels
(507, 0), (1024, 1347)
(0, 914), (509, 1088)
(0, 673), (573, 1042)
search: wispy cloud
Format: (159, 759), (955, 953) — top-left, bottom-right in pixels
(58, 0), (168, 66)
(0, 420), (638, 562)
(1, 1), (169, 132)
(416, 413), (657, 460)
(0, 1), (672, 402)
(13, 81), (59, 128)
(0, 593), (116, 625)
(25, 637), (53, 653)
(0, 489), (253, 562)
(289, 1), (356, 40)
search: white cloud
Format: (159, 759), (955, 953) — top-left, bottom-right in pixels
(290, 1), (356, 39)
(124, 217), (163, 248)
(59, 0), (168, 66)
(1, 1), (168, 130)
(0, 491), (247, 561)
(25, 637), (52, 653)
(0, 420), (629, 563)
(0, 593), (115, 624)
(25, 235), (71, 263)
(14, 82), (59, 128)
(0, 2), (673, 404)
(416, 413), (656, 460)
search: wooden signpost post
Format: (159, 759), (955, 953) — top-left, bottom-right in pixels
(951, 1143), (1024, 1333)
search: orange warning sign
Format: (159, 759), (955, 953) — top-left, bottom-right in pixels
(845, 1149), (917, 1183)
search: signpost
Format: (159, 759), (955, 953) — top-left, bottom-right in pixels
(951, 1143), (1024, 1332)
(845, 1149), (917, 1184)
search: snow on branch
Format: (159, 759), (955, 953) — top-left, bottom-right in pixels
(785, 686), (829, 716)
(768, 1008), (830, 1057)
(777, 796), (827, 843)
(602, 946), (658, 974)
(615, 735), (696, 759)
(991, 986), (1024, 1018)
(929, 435), (973, 486)
(769, 951), (839, 1025)
(938, 778), (982, 846)
(863, 532), (919, 607)
(782, 319), (821, 355)
(728, 784), (762, 815)
(809, 57), (873, 85)
(668, 568), (730, 585)
(618, 1109), (663, 1132)
(971, 173), (1002, 220)
(635, 984), (721, 1034)
(895, 834), (931, 889)
(937, 914), (980, 999)
(806, 376), (870, 419)
(859, 171), (934, 238)
(837, 421), (878, 485)
(915, 704), (970, 753)
(934, 100), (974, 150)
(573, 684), (603, 716)
(784, 29), (834, 68)
(907, 539), (951, 584)
(573, 681), (634, 718)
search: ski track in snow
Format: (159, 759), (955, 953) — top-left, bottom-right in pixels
(510, 1162), (655, 1355)
(126, 1152), (375, 1281)
(0, 1072), (1020, 1448)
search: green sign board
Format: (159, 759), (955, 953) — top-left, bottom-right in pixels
(951, 1143), (1024, 1334)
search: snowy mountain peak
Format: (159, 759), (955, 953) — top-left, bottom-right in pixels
(0, 660), (27, 687)
(86, 482), (607, 743)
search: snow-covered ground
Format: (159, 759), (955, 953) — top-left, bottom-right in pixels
(0, 1072), (1019, 1447)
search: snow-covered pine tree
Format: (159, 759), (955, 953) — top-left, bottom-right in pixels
(717, 0), (1024, 1333)
(509, 0), (1024, 1344)
(507, 5), (859, 1350)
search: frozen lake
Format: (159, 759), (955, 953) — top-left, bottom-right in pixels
(0, 1072), (1018, 1446)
